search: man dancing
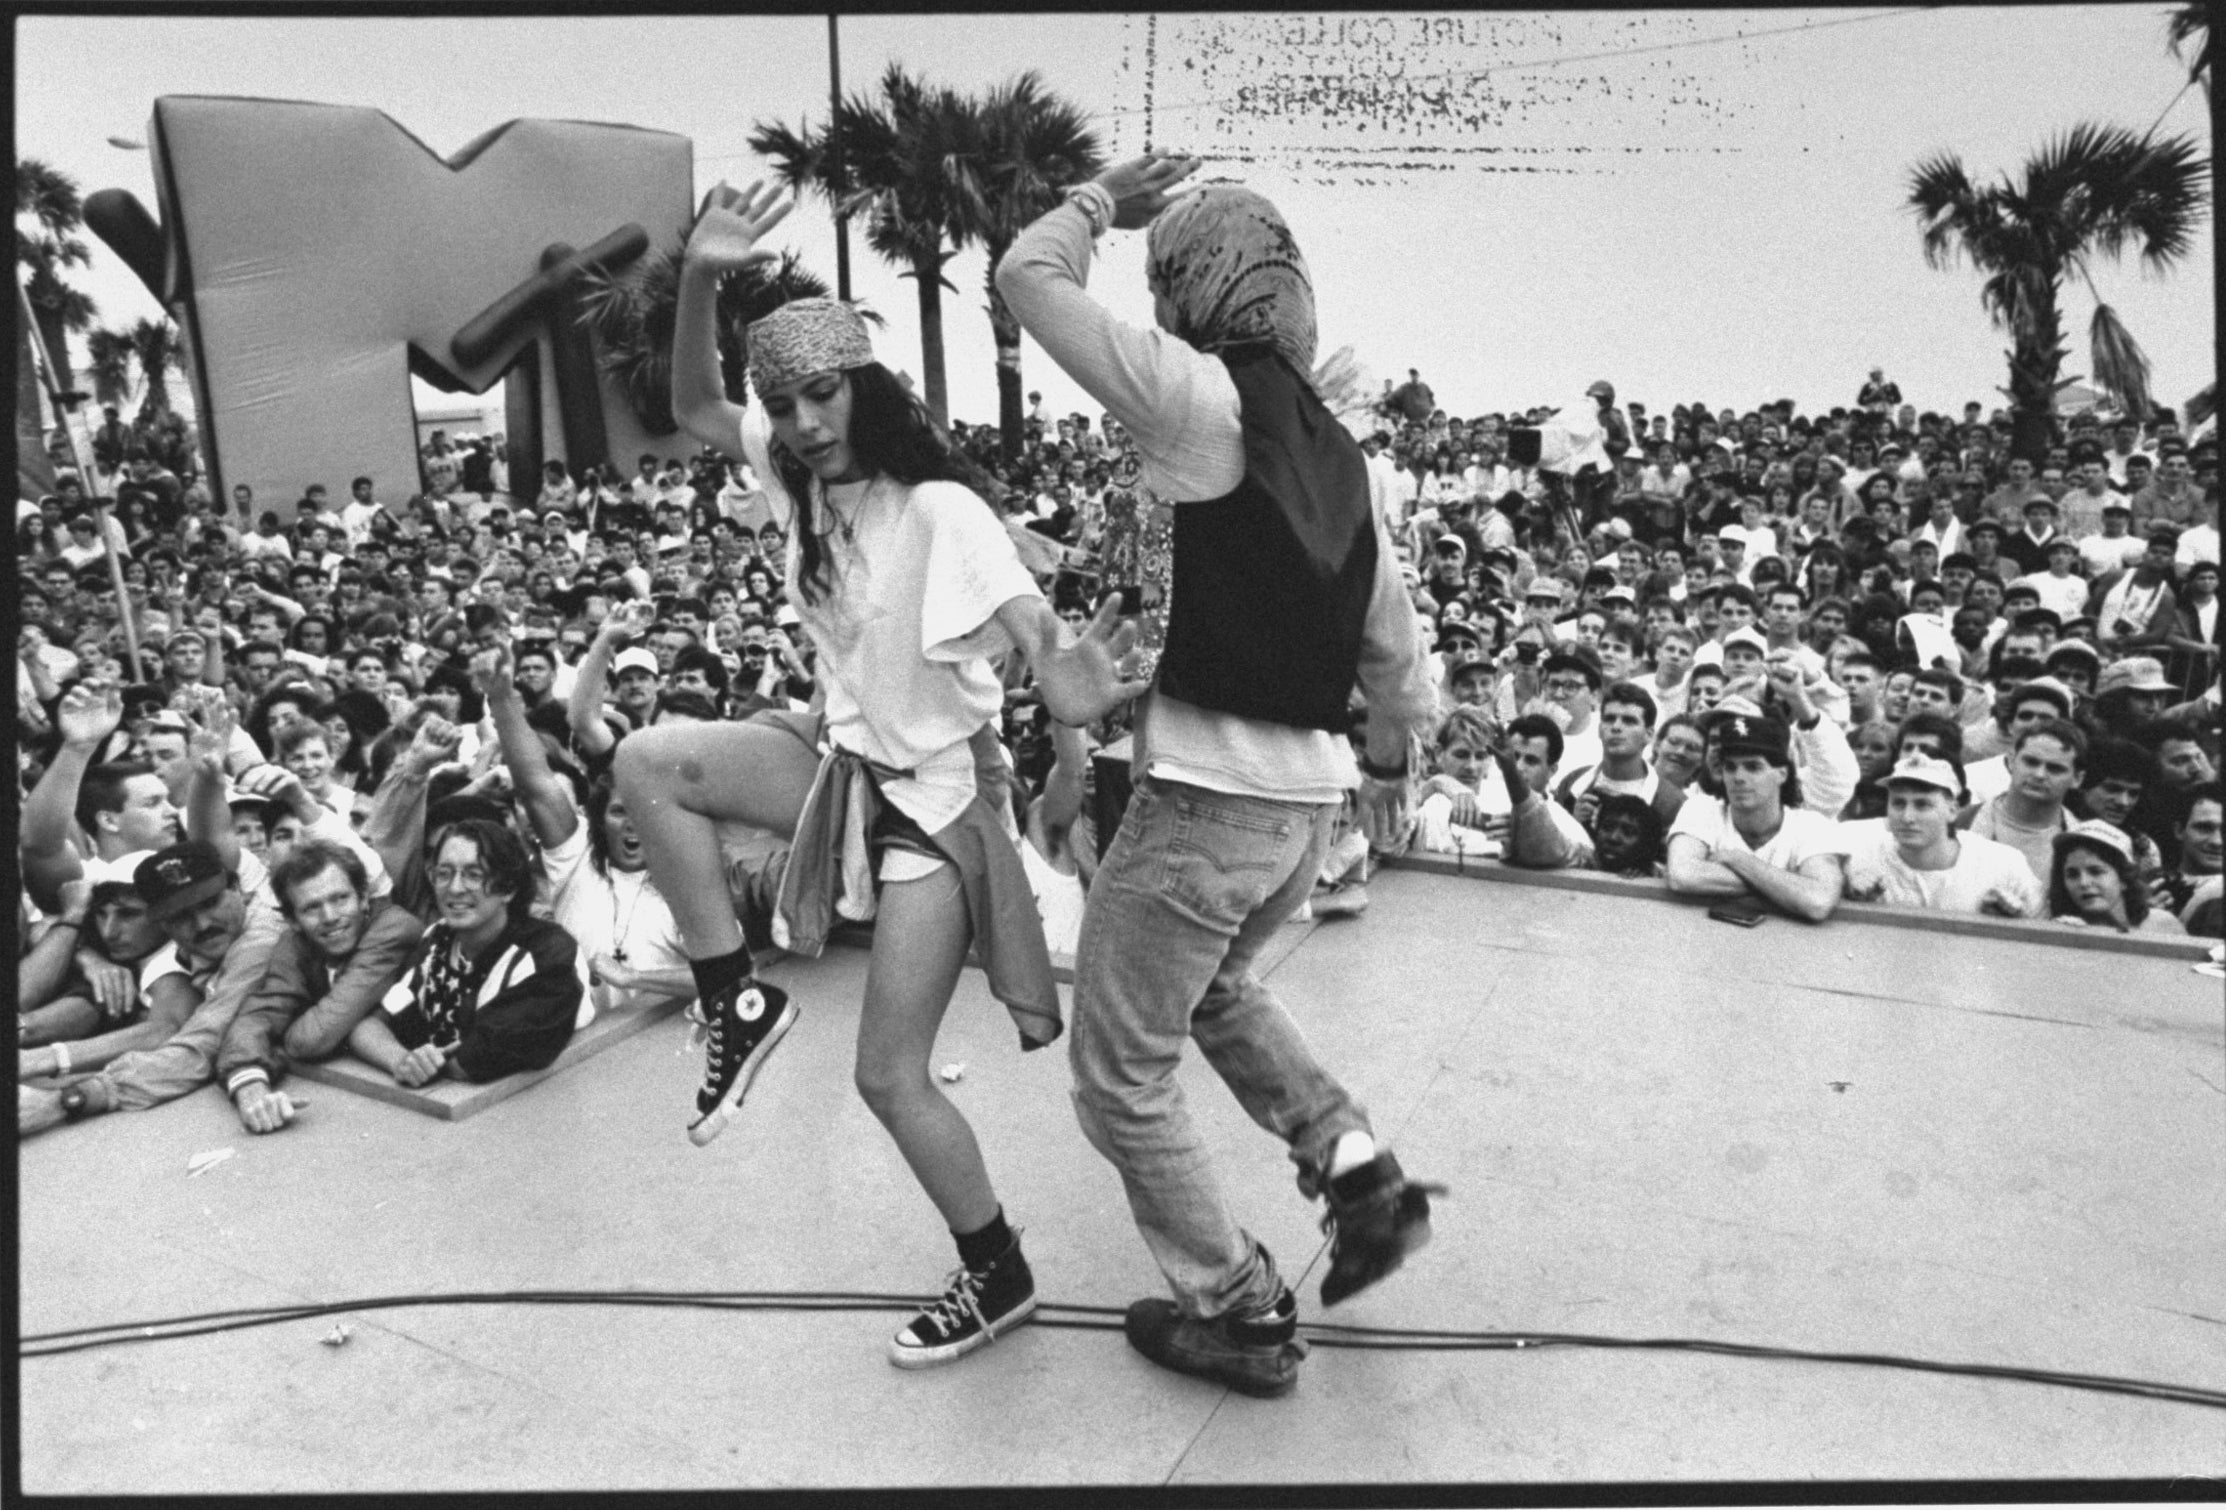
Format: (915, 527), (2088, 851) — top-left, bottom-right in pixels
(1000, 155), (1443, 1397)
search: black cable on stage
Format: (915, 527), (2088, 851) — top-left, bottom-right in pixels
(19, 1287), (2226, 1412)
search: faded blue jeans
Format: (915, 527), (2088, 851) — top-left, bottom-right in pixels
(1069, 775), (1371, 1321)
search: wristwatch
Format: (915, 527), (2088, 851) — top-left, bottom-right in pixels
(1358, 753), (1408, 782)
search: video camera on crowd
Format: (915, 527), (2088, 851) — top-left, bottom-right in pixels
(1505, 427), (1543, 468)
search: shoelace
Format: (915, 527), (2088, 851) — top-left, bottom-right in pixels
(695, 1011), (730, 1098)
(917, 1267), (991, 1343)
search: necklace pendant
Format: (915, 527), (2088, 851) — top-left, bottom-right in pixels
(612, 946), (627, 964)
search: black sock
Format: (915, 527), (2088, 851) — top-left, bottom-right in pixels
(954, 1207), (1013, 1272)
(688, 945), (754, 1003)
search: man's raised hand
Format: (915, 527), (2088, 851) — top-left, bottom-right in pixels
(469, 643), (515, 699)
(1093, 152), (1206, 231)
(56, 679), (123, 749)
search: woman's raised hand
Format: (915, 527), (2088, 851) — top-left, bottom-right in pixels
(684, 180), (796, 275)
(1034, 597), (1148, 727)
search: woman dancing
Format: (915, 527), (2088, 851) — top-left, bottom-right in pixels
(614, 181), (1140, 1369)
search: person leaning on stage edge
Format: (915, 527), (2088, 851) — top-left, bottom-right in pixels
(216, 838), (424, 1133)
(1665, 710), (1847, 922)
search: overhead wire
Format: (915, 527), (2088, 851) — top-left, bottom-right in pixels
(20, 1287), (2226, 1412)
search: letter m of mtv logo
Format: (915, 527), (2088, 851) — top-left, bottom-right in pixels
(144, 96), (691, 508)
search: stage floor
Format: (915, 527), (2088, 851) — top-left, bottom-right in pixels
(17, 867), (2225, 1492)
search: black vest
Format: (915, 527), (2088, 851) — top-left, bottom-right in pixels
(1156, 345), (1377, 733)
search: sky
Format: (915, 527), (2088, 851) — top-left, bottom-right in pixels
(16, 8), (2213, 435)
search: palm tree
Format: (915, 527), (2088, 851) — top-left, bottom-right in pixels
(16, 157), (98, 390)
(753, 65), (982, 429)
(576, 239), (859, 437)
(128, 316), (182, 421)
(84, 325), (136, 410)
(959, 72), (1104, 466)
(1908, 123), (2207, 458)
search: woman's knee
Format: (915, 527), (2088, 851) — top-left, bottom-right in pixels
(853, 1052), (927, 1119)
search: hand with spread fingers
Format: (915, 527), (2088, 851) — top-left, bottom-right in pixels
(1093, 151), (1206, 230)
(684, 179), (795, 276)
(1033, 598), (1148, 727)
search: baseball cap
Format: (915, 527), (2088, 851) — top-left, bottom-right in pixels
(2052, 818), (2137, 869)
(1721, 626), (1770, 655)
(1882, 753), (1962, 795)
(1714, 711), (1791, 765)
(2010, 676), (2076, 719)
(613, 647), (660, 677)
(134, 840), (230, 920)
(2094, 656), (2172, 696)
(1523, 577), (1565, 604)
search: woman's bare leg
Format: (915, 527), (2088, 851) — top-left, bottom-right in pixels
(613, 720), (821, 958)
(853, 864), (998, 1232)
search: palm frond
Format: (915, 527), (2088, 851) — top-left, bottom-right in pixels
(2087, 302), (2153, 421)
(578, 234), (855, 432)
(84, 326), (136, 409)
(2184, 382), (2215, 431)
(2166, 4), (2211, 86)
(14, 156), (83, 234)
(127, 316), (181, 417)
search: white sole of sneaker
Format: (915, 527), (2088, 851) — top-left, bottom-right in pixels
(687, 999), (798, 1149)
(886, 1292), (1039, 1370)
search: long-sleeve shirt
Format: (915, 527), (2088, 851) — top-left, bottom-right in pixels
(218, 899), (425, 1098)
(997, 199), (1438, 804)
(90, 896), (288, 1112)
(379, 915), (582, 1082)
(1792, 713), (1859, 820)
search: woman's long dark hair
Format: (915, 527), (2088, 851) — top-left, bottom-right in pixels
(770, 361), (998, 607)
(2047, 836), (2149, 928)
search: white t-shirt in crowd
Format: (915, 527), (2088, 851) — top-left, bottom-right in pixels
(1836, 819), (2044, 915)
(1668, 792), (1846, 872)
(1020, 834), (1086, 957)
(542, 817), (688, 1010)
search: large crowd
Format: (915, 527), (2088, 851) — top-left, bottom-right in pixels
(15, 362), (2222, 1145)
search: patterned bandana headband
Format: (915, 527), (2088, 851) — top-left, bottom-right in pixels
(746, 298), (875, 392)
(1145, 183), (1318, 375)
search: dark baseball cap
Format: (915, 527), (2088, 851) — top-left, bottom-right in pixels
(134, 840), (230, 920)
(1715, 712), (1792, 765)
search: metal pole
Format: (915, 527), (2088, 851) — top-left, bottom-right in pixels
(17, 272), (139, 675)
(829, 12), (851, 301)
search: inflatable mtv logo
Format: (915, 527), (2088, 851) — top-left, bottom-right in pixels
(85, 96), (693, 508)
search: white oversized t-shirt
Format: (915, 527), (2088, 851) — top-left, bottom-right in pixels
(1835, 818), (2044, 915)
(1668, 792), (1847, 871)
(742, 408), (1040, 844)
(542, 818), (688, 979)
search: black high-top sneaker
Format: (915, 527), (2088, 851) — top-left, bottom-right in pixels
(1318, 1149), (1445, 1306)
(888, 1229), (1038, 1368)
(686, 977), (796, 1147)
(1124, 1284), (1308, 1398)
